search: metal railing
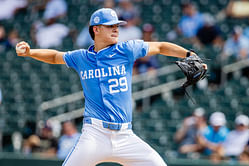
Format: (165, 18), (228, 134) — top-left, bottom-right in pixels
(222, 58), (249, 74)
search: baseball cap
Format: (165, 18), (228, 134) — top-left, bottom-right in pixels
(202, 13), (215, 26)
(90, 8), (127, 26)
(209, 112), (226, 126)
(235, 115), (249, 126)
(193, 107), (205, 117)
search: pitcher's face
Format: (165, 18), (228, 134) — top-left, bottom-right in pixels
(95, 24), (119, 45)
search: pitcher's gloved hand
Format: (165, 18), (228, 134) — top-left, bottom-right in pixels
(175, 52), (207, 88)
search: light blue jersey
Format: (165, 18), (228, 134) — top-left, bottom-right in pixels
(63, 40), (148, 123)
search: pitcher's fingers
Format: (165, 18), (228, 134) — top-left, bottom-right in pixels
(16, 41), (27, 47)
(16, 44), (26, 49)
(202, 64), (207, 70)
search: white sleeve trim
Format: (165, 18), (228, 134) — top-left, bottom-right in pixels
(145, 41), (149, 57)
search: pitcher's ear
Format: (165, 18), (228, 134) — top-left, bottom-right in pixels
(93, 26), (100, 33)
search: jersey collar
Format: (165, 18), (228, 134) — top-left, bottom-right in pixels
(88, 44), (115, 54)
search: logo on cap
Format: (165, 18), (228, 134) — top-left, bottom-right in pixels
(94, 16), (100, 24)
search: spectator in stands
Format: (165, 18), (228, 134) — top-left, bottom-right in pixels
(8, 29), (22, 48)
(116, 0), (140, 22)
(196, 13), (223, 48)
(222, 26), (249, 61)
(118, 11), (142, 42)
(115, 0), (141, 42)
(0, 25), (12, 52)
(76, 24), (94, 48)
(43, 0), (67, 21)
(57, 121), (80, 159)
(174, 107), (207, 157)
(142, 23), (158, 42)
(22, 124), (58, 157)
(240, 140), (249, 164)
(197, 112), (229, 160)
(102, 0), (115, 8)
(177, 2), (204, 40)
(217, 115), (249, 162)
(31, 18), (69, 48)
(133, 23), (159, 75)
(22, 134), (41, 155)
(0, 0), (28, 20)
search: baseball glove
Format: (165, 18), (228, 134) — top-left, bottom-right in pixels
(175, 53), (207, 88)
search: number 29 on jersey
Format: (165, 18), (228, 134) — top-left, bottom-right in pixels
(108, 76), (128, 94)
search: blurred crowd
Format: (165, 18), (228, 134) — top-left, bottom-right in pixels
(0, 0), (249, 163)
(22, 120), (80, 160)
(175, 108), (249, 164)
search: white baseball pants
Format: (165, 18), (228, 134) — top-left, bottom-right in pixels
(62, 118), (167, 166)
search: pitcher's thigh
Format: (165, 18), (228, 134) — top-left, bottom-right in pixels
(123, 148), (167, 166)
(62, 127), (110, 166)
(118, 134), (167, 166)
(61, 139), (96, 166)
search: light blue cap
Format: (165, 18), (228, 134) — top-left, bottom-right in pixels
(90, 8), (127, 26)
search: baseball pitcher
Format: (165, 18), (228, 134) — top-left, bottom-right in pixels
(16, 8), (207, 166)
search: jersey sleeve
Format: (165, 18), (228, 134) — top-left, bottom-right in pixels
(63, 49), (83, 70)
(122, 40), (149, 63)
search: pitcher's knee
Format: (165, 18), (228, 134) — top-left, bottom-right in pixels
(149, 152), (167, 166)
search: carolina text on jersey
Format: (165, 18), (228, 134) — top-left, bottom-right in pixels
(80, 64), (126, 80)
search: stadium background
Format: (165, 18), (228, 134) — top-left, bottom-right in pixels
(0, 0), (249, 165)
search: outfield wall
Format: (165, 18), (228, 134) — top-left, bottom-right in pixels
(0, 153), (247, 166)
